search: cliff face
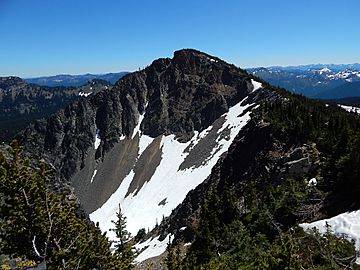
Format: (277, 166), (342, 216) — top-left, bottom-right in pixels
(17, 51), (253, 195)
(12, 50), (271, 245)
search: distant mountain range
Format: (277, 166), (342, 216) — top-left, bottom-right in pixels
(248, 64), (360, 99)
(267, 63), (360, 72)
(24, 72), (129, 87)
(23, 66), (360, 99)
(0, 77), (112, 142)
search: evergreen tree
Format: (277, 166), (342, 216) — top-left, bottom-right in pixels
(111, 204), (135, 269)
(0, 141), (121, 269)
(165, 243), (182, 270)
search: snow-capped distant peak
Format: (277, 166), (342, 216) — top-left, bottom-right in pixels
(318, 67), (331, 74)
(327, 70), (360, 80)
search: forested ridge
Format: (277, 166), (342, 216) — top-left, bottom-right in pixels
(165, 86), (360, 269)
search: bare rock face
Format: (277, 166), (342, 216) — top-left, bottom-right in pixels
(17, 49), (255, 186)
(0, 77), (111, 142)
(286, 157), (311, 175)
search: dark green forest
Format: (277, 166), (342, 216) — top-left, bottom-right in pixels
(166, 87), (360, 269)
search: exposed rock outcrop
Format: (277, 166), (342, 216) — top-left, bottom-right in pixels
(16, 49), (259, 214)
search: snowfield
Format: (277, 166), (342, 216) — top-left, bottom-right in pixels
(300, 210), (360, 264)
(89, 81), (262, 262)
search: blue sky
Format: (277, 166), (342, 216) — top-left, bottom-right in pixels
(1, 0), (359, 77)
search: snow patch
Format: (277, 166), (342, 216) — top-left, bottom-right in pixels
(338, 104), (360, 114)
(135, 234), (172, 262)
(300, 210), (360, 263)
(308, 177), (317, 186)
(132, 103), (148, 139)
(251, 79), (262, 92)
(94, 129), (101, 149)
(79, 92), (92, 97)
(90, 169), (98, 183)
(131, 113), (143, 139)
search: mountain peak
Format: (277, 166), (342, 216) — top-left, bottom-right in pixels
(0, 76), (24, 84)
(0, 76), (26, 90)
(173, 48), (208, 58)
(173, 49), (221, 65)
(17, 50), (264, 227)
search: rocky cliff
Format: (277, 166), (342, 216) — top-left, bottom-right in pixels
(0, 77), (110, 142)
(16, 49), (266, 234)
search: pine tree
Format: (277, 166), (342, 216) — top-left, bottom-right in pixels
(165, 244), (182, 270)
(0, 141), (121, 269)
(111, 204), (135, 269)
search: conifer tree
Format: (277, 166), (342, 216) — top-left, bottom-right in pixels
(111, 204), (135, 269)
(0, 141), (121, 269)
(165, 239), (182, 270)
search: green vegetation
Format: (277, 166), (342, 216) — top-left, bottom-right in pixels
(111, 205), (136, 269)
(167, 181), (358, 269)
(262, 90), (360, 213)
(167, 89), (360, 269)
(0, 141), (135, 269)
